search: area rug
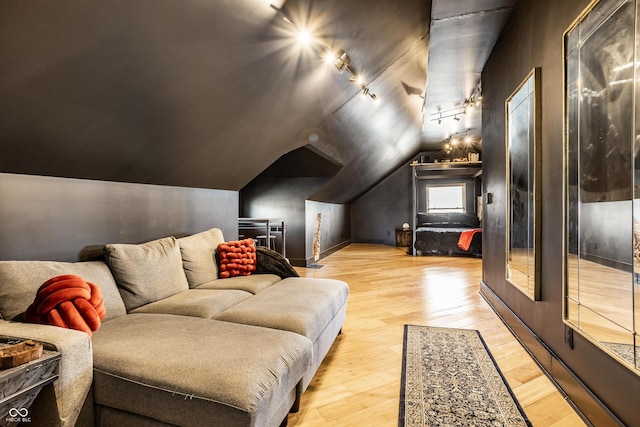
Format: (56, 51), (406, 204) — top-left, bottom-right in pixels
(399, 325), (531, 427)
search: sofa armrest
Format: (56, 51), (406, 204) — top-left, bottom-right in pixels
(0, 320), (93, 427)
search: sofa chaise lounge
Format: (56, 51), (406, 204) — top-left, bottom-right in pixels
(0, 228), (349, 427)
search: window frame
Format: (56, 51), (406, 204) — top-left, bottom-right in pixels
(425, 183), (466, 213)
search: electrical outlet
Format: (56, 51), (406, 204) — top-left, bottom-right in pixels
(564, 325), (574, 349)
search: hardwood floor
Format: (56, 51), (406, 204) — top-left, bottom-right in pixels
(288, 243), (585, 427)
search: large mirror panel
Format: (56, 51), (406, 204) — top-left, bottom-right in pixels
(564, 0), (639, 372)
(506, 68), (540, 300)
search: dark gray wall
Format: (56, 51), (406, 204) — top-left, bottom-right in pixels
(241, 178), (351, 266)
(305, 200), (351, 263)
(351, 160), (413, 245)
(482, 0), (640, 424)
(0, 173), (238, 262)
(241, 177), (325, 265)
(240, 146), (352, 265)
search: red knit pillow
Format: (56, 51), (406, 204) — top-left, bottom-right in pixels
(25, 275), (106, 336)
(217, 239), (257, 278)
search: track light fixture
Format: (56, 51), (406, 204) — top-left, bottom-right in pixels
(430, 107), (465, 124)
(270, 4), (294, 24)
(331, 49), (351, 73)
(442, 129), (479, 158)
(430, 81), (483, 125)
(443, 129), (477, 151)
(270, 4), (379, 103)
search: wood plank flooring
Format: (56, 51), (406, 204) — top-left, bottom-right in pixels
(288, 243), (585, 427)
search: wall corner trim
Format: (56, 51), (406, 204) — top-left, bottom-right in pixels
(479, 281), (624, 427)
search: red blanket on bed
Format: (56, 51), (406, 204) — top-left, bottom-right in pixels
(457, 228), (482, 251)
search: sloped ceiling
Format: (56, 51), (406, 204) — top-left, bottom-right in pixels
(0, 0), (512, 204)
(421, 0), (515, 150)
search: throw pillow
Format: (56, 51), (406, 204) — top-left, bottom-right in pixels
(0, 260), (126, 322)
(217, 239), (257, 278)
(104, 236), (190, 311)
(24, 274), (106, 336)
(255, 246), (299, 279)
(178, 228), (225, 288)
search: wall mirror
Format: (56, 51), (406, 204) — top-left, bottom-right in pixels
(506, 68), (541, 300)
(565, 0), (640, 373)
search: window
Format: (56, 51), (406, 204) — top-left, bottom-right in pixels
(426, 185), (466, 213)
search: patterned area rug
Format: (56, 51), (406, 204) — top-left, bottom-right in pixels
(399, 325), (530, 427)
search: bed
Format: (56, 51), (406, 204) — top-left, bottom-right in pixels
(414, 213), (482, 257)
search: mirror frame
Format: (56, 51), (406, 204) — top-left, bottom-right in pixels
(505, 68), (541, 301)
(563, 0), (640, 374)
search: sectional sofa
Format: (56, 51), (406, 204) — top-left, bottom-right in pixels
(0, 228), (349, 427)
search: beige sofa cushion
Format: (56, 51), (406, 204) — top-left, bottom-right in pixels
(215, 278), (349, 344)
(177, 228), (225, 288)
(131, 289), (252, 319)
(104, 236), (189, 312)
(92, 314), (312, 427)
(0, 260), (126, 321)
(195, 274), (281, 294)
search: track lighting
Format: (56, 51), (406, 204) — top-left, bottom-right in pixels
(323, 47), (377, 100)
(323, 49), (337, 64)
(442, 129), (477, 153)
(430, 107), (464, 124)
(430, 81), (482, 125)
(331, 49), (351, 73)
(270, 4), (379, 103)
(350, 75), (365, 85)
(270, 4), (294, 24)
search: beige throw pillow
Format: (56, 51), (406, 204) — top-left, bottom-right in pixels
(104, 236), (189, 311)
(178, 228), (225, 288)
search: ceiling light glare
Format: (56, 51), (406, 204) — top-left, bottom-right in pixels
(465, 135), (472, 144)
(297, 29), (311, 45)
(323, 49), (337, 64)
(351, 75), (364, 86)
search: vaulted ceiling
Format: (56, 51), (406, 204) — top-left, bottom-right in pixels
(0, 0), (513, 204)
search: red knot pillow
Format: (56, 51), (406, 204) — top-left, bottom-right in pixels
(217, 239), (257, 278)
(25, 274), (106, 336)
